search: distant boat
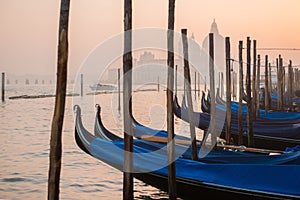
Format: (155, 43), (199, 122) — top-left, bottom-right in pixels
(89, 83), (117, 91)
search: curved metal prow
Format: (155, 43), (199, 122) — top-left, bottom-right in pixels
(74, 105), (95, 155)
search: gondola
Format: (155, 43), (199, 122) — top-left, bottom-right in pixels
(174, 95), (300, 150)
(94, 104), (300, 164)
(206, 90), (300, 122)
(242, 89), (300, 110)
(74, 105), (300, 199)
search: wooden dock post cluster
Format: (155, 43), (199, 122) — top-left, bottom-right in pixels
(226, 36), (300, 147)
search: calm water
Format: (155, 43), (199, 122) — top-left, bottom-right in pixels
(0, 83), (203, 199)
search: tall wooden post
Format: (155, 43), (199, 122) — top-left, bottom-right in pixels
(246, 37), (254, 147)
(207, 33), (217, 147)
(181, 29), (198, 160)
(48, 0), (70, 199)
(238, 41), (243, 145)
(167, 0), (176, 199)
(278, 55), (283, 110)
(118, 68), (121, 112)
(225, 37), (231, 144)
(221, 72), (224, 98)
(1, 72), (4, 102)
(283, 66), (286, 107)
(276, 58), (280, 110)
(80, 74), (83, 96)
(157, 76), (160, 92)
(123, 0), (134, 199)
(264, 55), (269, 114)
(288, 60), (293, 109)
(252, 40), (257, 118)
(256, 55), (261, 117)
(232, 71), (235, 100)
(175, 65), (177, 96)
(204, 76), (207, 92)
(269, 64), (272, 94)
(194, 71), (197, 100)
(198, 72), (200, 98)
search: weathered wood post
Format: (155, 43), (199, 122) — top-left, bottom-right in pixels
(194, 71), (197, 100)
(264, 55), (269, 114)
(225, 37), (231, 144)
(246, 37), (254, 147)
(123, 0), (134, 199)
(218, 72), (221, 96)
(208, 33), (217, 147)
(291, 65), (296, 97)
(118, 68), (121, 112)
(181, 28), (198, 160)
(276, 58), (280, 109)
(157, 76), (160, 92)
(167, 0), (177, 199)
(204, 76), (207, 92)
(1, 72), (4, 102)
(80, 74), (83, 96)
(269, 63), (272, 105)
(288, 60), (293, 109)
(198, 72), (200, 98)
(238, 41), (243, 145)
(48, 0), (70, 199)
(278, 55), (283, 110)
(175, 65), (177, 96)
(256, 55), (261, 117)
(221, 72), (224, 98)
(283, 66), (286, 107)
(252, 40), (257, 118)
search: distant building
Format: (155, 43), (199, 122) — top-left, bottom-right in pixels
(201, 19), (225, 76)
(105, 51), (181, 85)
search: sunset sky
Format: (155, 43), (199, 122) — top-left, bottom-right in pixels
(0, 0), (299, 78)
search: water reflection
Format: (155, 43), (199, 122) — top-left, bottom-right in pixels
(1, 84), (204, 199)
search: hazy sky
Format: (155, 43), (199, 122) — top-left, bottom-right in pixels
(0, 0), (299, 77)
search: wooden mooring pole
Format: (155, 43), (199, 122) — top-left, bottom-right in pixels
(175, 65), (177, 96)
(252, 40), (257, 119)
(225, 37), (231, 144)
(1, 72), (5, 102)
(204, 76), (207, 92)
(167, 0), (177, 199)
(278, 55), (283, 110)
(246, 37), (254, 147)
(238, 41), (243, 145)
(208, 33), (217, 147)
(118, 68), (121, 112)
(181, 28), (198, 160)
(198, 72), (200, 98)
(221, 72), (224, 98)
(194, 71), (197, 100)
(48, 0), (70, 199)
(256, 55), (261, 118)
(123, 0), (134, 199)
(268, 63), (272, 94)
(157, 76), (160, 92)
(288, 60), (293, 109)
(264, 55), (269, 114)
(80, 74), (83, 96)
